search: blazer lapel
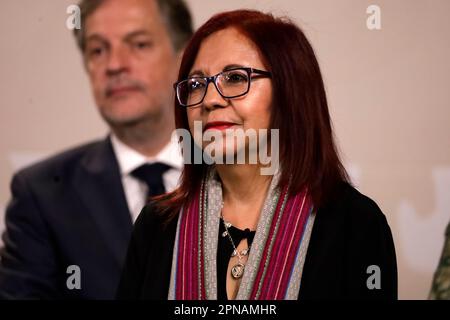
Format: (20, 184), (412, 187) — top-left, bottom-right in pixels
(73, 137), (133, 265)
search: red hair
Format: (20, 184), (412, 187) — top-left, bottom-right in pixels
(155, 10), (350, 220)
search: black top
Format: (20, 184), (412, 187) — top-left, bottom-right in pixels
(116, 183), (398, 300)
(217, 218), (256, 300)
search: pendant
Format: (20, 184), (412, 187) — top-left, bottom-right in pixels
(240, 248), (249, 256)
(231, 263), (245, 279)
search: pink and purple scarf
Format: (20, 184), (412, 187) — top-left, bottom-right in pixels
(168, 168), (315, 300)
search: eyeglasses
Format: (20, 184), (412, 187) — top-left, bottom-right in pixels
(174, 67), (271, 107)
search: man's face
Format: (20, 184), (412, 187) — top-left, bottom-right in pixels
(84, 0), (178, 127)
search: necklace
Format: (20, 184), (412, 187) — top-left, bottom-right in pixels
(220, 211), (251, 280)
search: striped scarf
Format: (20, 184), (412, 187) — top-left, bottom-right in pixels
(168, 168), (315, 300)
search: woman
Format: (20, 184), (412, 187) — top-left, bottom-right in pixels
(117, 9), (397, 300)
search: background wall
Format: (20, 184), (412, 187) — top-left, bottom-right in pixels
(1, 0), (449, 299)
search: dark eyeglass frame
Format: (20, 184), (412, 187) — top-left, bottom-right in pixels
(173, 67), (272, 107)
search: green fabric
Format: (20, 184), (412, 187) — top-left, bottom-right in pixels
(429, 221), (450, 300)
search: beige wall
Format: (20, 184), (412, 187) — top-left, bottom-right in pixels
(1, 0), (449, 299)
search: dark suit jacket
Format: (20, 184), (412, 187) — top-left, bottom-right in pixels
(0, 138), (133, 299)
(117, 183), (398, 300)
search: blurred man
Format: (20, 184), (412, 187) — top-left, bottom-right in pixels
(0, 0), (192, 299)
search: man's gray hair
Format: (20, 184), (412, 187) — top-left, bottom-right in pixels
(73, 0), (193, 52)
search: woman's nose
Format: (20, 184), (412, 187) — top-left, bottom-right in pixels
(201, 81), (228, 111)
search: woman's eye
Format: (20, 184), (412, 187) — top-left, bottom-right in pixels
(188, 80), (204, 91)
(225, 72), (248, 83)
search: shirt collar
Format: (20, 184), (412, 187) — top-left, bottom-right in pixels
(110, 133), (183, 176)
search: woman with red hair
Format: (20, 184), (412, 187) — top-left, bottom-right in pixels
(117, 9), (397, 300)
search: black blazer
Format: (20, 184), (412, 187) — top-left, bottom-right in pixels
(0, 138), (133, 299)
(117, 183), (397, 300)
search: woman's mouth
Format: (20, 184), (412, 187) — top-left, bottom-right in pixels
(203, 121), (238, 132)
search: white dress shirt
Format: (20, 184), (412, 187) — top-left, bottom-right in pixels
(110, 134), (183, 223)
